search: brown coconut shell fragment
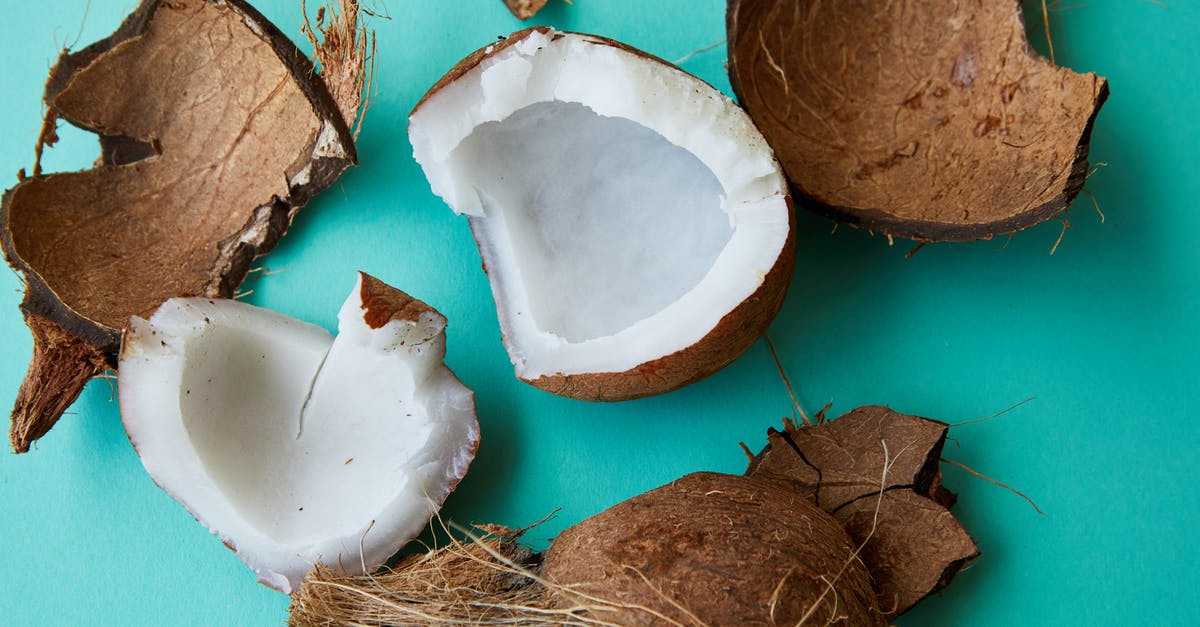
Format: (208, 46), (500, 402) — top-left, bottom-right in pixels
(2, 0), (365, 452)
(504, 0), (550, 20)
(542, 472), (885, 626)
(727, 0), (1109, 242)
(748, 406), (980, 618)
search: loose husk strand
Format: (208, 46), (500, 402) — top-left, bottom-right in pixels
(303, 0), (375, 138)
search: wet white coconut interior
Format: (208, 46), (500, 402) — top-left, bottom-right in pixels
(118, 275), (478, 593)
(410, 29), (790, 379)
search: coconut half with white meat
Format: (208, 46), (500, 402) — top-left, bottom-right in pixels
(409, 28), (795, 401)
(117, 273), (478, 593)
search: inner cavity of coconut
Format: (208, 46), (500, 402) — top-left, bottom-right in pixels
(452, 101), (731, 342)
(176, 313), (435, 547)
(123, 286), (473, 554)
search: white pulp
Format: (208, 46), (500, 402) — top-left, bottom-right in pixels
(410, 29), (790, 379)
(118, 275), (477, 593)
(458, 101), (730, 342)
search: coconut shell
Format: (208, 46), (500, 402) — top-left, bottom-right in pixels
(413, 28), (796, 402)
(2, 0), (359, 452)
(748, 406), (980, 618)
(727, 0), (1109, 242)
(542, 472), (884, 626)
(503, 0), (550, 20)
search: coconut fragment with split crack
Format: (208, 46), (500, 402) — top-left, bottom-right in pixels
(118, 273), (478, 593)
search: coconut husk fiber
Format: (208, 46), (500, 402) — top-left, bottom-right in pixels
(290, 406), (978, 625)
(2, 0), (369, 452)
(727, 0), (1108, 242)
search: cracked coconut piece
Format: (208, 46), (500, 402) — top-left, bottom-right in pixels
(727, 0), (1108, 242)
(410, 28), (794, 402)
(748, 405), (980, 618)
(1, 0), (363, 452)
(119, 273), (479, 593)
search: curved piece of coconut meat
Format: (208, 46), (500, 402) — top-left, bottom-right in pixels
(410, 28), (794, 401)
(118, 273), (478, 593)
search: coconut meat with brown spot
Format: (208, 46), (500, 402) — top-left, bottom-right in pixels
(117, 273), (478, 593)
(409, 29), (790, 381)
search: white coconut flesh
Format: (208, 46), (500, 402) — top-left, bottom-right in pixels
(117, 275), (478, 593)
(410, 29), (790, 380)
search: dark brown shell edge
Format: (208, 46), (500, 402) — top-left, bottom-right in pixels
(357, 271), (446, 329)
(414, 27), (797, 402)
(725, 0), (1109, 243)
(1, 0), (358, 452)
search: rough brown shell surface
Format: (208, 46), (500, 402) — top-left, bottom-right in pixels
(2, 0), (357, 452)
(748, 405), (980, 618)
(504, 0), (550, 20)
(542, 472), (884, 626)
(727, 0), (1108, 242)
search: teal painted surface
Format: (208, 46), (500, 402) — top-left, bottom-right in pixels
(0, 1), (1195, 624)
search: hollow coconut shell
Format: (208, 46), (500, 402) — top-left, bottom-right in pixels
(542, 472), (885, 625)
(727, 0), (1109, 242)
(410, 28), (795, 402)
(1, 0), (360, 452)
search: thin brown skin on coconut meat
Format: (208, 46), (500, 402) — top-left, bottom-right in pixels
(1, 0), (359, 453)
(727, 0), (1108, 242)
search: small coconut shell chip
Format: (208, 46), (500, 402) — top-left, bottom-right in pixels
(1, 0), (363, 452)
(727, 0), (1109, 242)
(410, 28), (794, 401)
(747, 406), (979, 618)
(504, 0), (550, 20)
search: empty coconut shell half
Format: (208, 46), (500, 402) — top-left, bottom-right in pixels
(119, 273), (479, 593)
(410, 28), (795, 401)
(727, 0), (1109, 242)
(1, 0), (365, 452)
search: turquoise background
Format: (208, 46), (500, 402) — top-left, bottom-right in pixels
(1, 0), (1196, 624)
